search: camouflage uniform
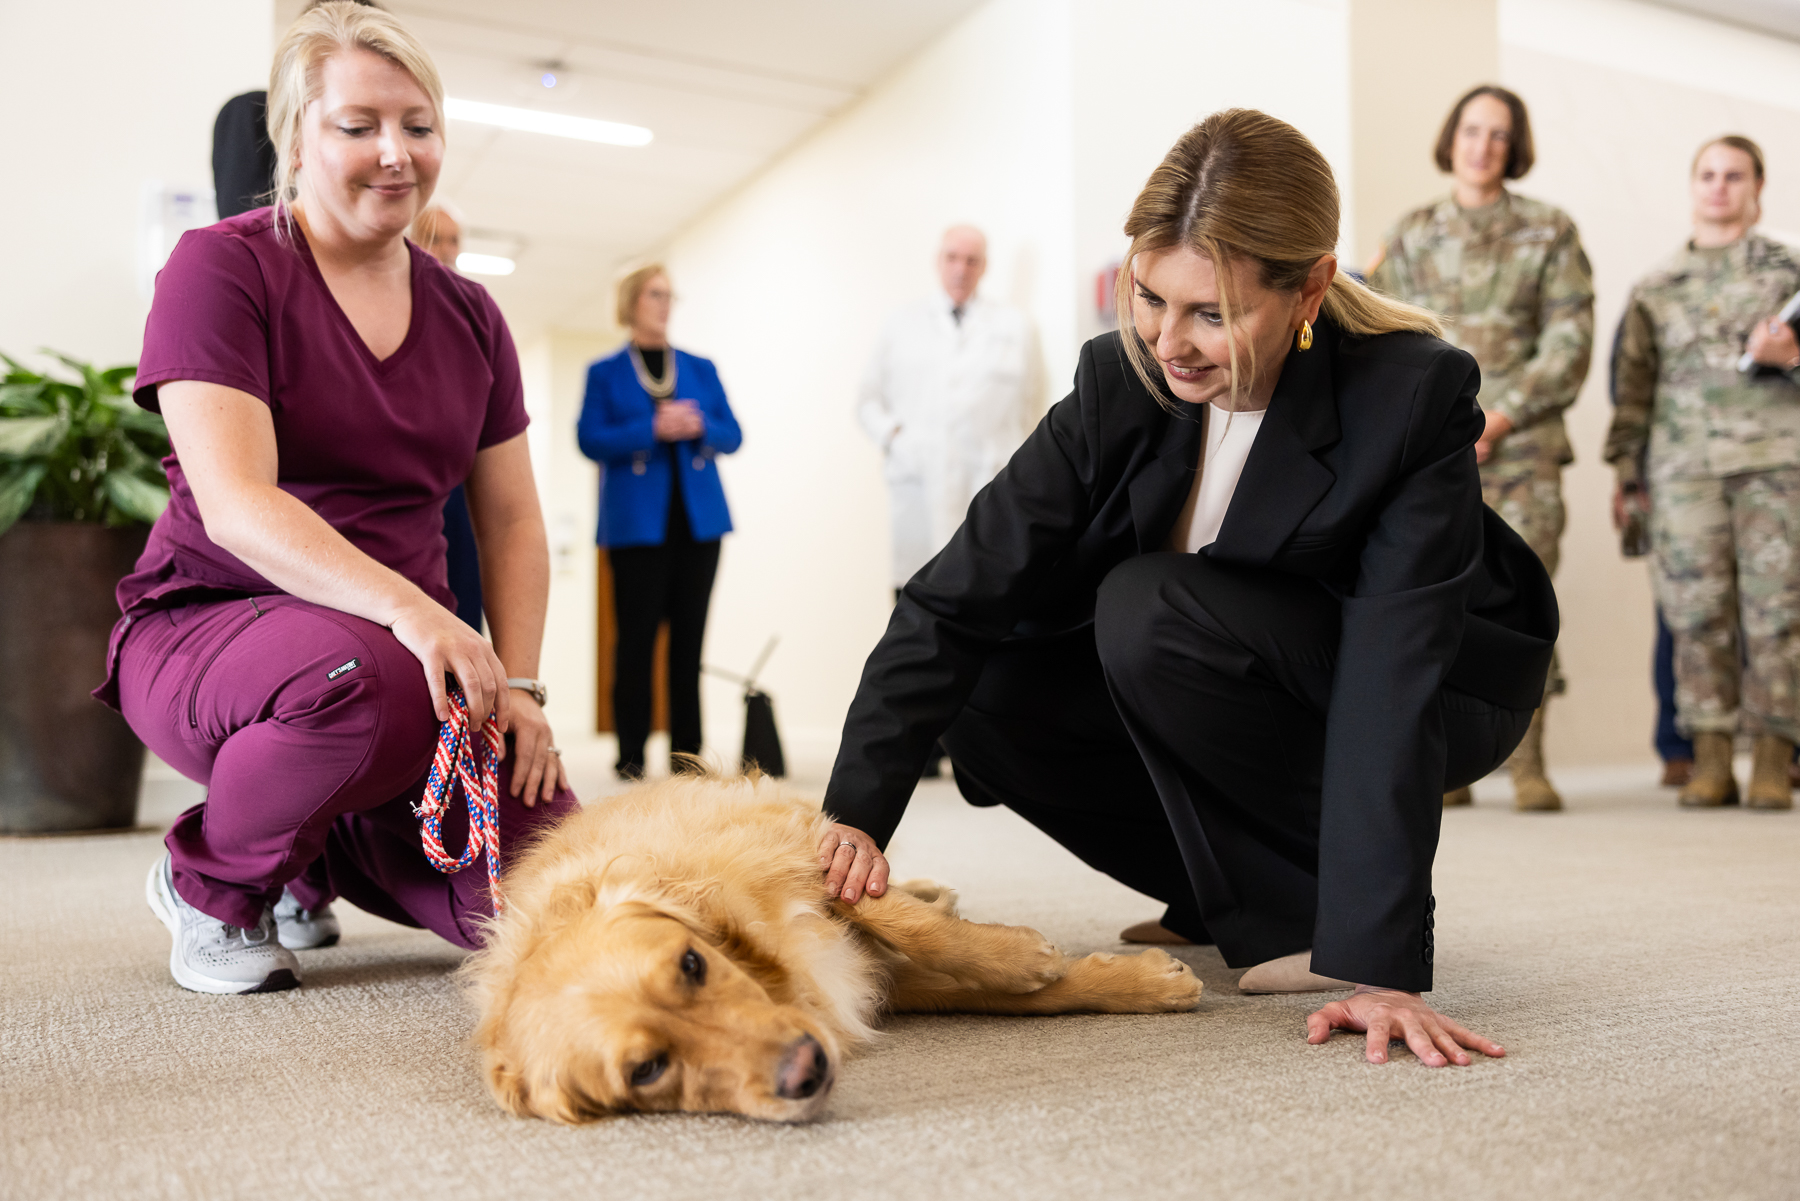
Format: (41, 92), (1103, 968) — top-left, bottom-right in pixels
(1604, 233), (1800, 741)
(1371, 191), (1596, 696)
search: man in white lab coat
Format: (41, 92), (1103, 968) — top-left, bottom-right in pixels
(859, 226), (1041, 591)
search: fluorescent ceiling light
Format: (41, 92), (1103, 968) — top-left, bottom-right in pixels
(457, 252), (515, 276)
(446, 97), (652, 147)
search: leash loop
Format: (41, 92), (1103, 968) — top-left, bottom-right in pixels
(415, 689), (506, 913)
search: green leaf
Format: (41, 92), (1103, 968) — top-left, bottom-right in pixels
(0, 461), (48, 535)
(0, 415), (63, 456)
(116, 405), (169, 440)
(99, 364), (137, 391)
(101, 469), (170, 524)
(49, 352), (105, 398)
(0, 382), (53, 416)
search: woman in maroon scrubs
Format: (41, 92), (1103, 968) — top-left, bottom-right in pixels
(100, 3), (575, 994)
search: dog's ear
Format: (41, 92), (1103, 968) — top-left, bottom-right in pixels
(540, 878), (598, 926)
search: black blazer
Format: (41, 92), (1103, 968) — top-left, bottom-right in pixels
(823, 319), (1557, 969)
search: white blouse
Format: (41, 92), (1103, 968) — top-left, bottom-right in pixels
(1165, 404), (1268, 553)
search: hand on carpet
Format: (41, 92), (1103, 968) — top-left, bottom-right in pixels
(818, 822), (889, 903)
(1305, 986), (1504, 1067)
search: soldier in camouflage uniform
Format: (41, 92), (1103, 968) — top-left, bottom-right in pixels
(1604, 135), (1800, 810)
(1370, 85), (1593, 812)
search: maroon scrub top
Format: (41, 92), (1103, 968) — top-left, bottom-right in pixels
(120, 206), (528, 617)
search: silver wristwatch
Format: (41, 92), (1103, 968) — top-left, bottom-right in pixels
(507, 677), (548, 707)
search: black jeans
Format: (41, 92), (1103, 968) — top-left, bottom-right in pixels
(940, 553), (1530, 970)
(608, 486), (720, 776)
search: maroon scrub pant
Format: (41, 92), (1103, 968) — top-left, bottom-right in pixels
(116, 595), (578, 949)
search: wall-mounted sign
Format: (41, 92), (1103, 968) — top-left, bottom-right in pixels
(138, 181), (218, 300)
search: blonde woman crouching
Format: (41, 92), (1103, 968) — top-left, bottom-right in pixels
(820, 109), (1556, 1065)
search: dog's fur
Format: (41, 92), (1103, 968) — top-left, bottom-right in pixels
(463, 773), (1202, 1123)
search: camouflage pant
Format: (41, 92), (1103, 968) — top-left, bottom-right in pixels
(1482, 455), (1566, 696)
(1650, 467), (1800, 741)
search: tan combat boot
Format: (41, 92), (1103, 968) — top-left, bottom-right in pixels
(1443, 786), (1473, 807)
(1509, 707), (1562, 811)
(1747, 735), (1794, 810)
(1678, 731), (1739, 807)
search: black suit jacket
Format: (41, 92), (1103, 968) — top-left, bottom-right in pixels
(823, 319), (1557, 984)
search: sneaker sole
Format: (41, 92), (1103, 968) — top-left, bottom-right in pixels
(145, 858), (302, 995)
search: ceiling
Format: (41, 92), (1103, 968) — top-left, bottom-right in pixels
(1652, 0), (1800, 39)
(273, 0), (984, 336)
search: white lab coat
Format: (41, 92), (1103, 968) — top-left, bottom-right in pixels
(858, 294), (1040, 586)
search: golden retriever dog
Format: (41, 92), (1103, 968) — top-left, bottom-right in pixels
(464, 773), (1203, 1123)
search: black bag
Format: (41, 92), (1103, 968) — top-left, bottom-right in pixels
(741, 689), (785, 778)
(705, 636), (786, 777)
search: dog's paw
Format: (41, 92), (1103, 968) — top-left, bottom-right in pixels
(1057, 949), (1203, 1012)
(1131, 947), (1204, 1011)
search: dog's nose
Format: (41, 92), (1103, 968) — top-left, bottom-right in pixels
(775, 1035), (831, 1100)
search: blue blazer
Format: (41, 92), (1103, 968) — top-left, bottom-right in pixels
(576, 346), (743, 547)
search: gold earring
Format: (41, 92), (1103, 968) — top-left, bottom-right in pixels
(1296, 320), (1313, 351)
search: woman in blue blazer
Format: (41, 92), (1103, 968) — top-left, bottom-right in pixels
(577, 264), (742, 777)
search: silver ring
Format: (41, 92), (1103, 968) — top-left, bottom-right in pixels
(547, 747), (562, 756)
(839, 840), (856, 849)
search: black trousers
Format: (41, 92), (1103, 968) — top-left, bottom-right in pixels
(940, 553), (1530, 970)
(442, 484), (483, 633)
(608, 488), (720, 775)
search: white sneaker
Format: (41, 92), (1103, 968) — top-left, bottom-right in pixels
(145, 853), (301, 994)
(273, 888), (341, 950)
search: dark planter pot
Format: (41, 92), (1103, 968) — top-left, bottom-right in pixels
(0, 522), (149, 833)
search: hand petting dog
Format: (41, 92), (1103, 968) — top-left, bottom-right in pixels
(818, 822), (888, 903)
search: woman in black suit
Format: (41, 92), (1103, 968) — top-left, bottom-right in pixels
(817, 110), (1555, 1066)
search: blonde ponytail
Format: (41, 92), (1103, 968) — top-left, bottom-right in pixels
(1322, 273), (1441, 339)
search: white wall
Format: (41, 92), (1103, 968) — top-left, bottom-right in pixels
(1069, 0), (1354, 344)
(648, 0), (1079, 770)
(1347, 0), (1499, 266)
(522, 328), (615, 746)
(1497, 0), (1800, 766)
(0, 1), (272, 370)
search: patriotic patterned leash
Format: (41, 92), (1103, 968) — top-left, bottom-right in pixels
(415, 689), (507, 913)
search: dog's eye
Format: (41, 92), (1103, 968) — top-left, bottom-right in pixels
(629, 1054), (668, 1088)
(681, 949), (707, 985)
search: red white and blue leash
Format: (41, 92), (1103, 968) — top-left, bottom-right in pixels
(415, 689), (507, 913)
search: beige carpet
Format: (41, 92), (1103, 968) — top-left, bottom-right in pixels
(4, 751), (1797, 1201)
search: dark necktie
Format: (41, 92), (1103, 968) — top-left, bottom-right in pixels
(951, 304), (965, 326)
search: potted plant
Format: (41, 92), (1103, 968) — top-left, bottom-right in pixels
(1, 352), (170, 833)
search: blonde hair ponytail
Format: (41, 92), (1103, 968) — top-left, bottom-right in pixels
(1116, 109), (1441, 406)
(1321, 272), (1441, 338)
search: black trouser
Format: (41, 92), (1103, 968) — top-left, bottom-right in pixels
(897, 588), (951, 773)
(609, 484), (720, 776)
(442, 484), (483, 632)
(940, 553), (1530, 970)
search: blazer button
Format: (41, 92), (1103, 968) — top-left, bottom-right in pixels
(692, 456), (704, 470)
(632, 461), (647, 476)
